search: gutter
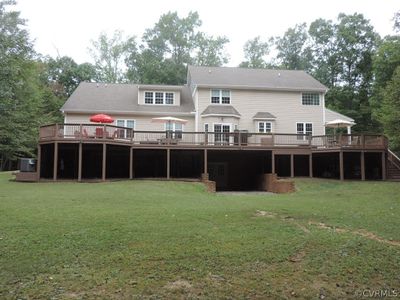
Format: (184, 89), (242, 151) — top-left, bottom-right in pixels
(195, 84), (328, 93)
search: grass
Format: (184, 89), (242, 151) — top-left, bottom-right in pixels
(0, 172), (400, 299)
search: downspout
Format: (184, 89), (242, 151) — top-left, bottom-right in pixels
(322, 92), (326, 135)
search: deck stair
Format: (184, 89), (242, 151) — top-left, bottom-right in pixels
(388, 149), (400, 181)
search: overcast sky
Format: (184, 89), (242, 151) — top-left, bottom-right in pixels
(15, 0), (399, 66)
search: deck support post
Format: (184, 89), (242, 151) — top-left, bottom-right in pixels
(309, 153), (313, 177)
(204, 149), (208, 174)
(382, 151), (386, 180)
(102, 143), (106, 181)
(271, 151), (275, 174)
(166, 148), (170, 179)
(290, 154), (294, 178)
(78, 143), (82, 181)
(37, 145), (41, 180)
(53, 142), (58, 181)
(129, 147), (133, 179)
(339, 151), (344, 181)
(360, 151), (365, 181)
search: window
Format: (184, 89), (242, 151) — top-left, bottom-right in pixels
(204, 123), (209, 132)
(144, 91), (174, 105)
(302, 93), (320, 105)
(258, 122), (272, 133)
(211, 90), (220, 104)
(211, 89), (231, 104)
(221, 90), (230, 104)
(116, 119), (135, 138)
(165, 92), (174, 104)
(296, 122), (313, 139)
(214, 124), (230, 145)
(155, 92), (164, 104)
(165, 122), (183, 139)
(145, 92), (153, 104)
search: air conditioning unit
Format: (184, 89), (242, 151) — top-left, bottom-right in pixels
(20, 158), (36, 172)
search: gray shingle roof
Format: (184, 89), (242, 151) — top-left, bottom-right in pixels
(201, 105), (241, 117)
(253, 112), (276, 119)
(325, 108), (354, 123)
(188, 66), (327, 92)
(61, 82), (194, 115)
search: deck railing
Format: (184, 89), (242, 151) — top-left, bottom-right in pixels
(39, 123), (387, 149)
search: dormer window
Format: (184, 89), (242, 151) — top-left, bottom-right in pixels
(165, 92), (174, 104)
(145, 92), (154, 104)
(211, 89), (231, 104)
(144, 91), (174, 105)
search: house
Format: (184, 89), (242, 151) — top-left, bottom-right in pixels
(35, 66), (393, 190)
(61, 66), (354, 137)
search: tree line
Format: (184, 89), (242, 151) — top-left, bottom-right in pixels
(0, 0), (399, 169)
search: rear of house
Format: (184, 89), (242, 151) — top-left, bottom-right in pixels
(31, 66), (392, 190)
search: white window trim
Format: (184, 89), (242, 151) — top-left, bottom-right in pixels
(115, 119), (135, 139)
(301, 92), (321, 106)
(116, 119), (136, 129)
(212, 123), (232, 132)
(210, 89), (232, 105)
(164, 123), (184, 131)
(143, 91), (175, 105)
(212, 123), (232, 144)
(296, 122), (313, 135)
(257, 121), (273, 133)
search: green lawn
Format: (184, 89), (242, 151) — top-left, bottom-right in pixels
(1, 172), (399, 299)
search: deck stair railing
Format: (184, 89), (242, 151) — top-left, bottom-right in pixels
(388, 149), (400, 170)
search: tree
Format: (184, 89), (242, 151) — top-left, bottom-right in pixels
(194, 33), (229, 67)
(275, 23), (312, 70)
(88, 30), (136, 83)
(394, 11), (400, 32)
(371, 36), (400, 120)
(309, 19), (341, 87)
(126, 11), (229, 84)
(239, 36), (272, 68)
(43, 56), (96, 98)
(380, 66), (400, 151)
(0, 0), (37, 169)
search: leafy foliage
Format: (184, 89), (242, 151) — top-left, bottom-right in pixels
(380, 66), (400, 151)
(126, 12), (229, 84)
(239, 36), (272, 68)
(88, 30), (136, 83)
(43, 56), (96, 97)
(275, 23), (312, 71)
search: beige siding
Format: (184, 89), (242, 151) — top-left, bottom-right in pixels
(197, 88), (324, 135)
(64, 113), (195, 132)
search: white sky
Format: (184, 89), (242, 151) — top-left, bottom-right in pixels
(15, 0), (399, 66)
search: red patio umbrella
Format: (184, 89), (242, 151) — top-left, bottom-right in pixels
(90, 114), (114, 123)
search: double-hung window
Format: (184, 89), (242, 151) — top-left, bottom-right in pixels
(165, 122), (183, 139)
(116, 119), (135, 138)
(145, 92), (154, 104)
(296, 122), (312, 140)
(258, 122), (272, 133)
(155, 92), (164, 104)
(211, 89), (231, 104)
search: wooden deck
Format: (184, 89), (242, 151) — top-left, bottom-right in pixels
(35, 124), (389, 184)
(39, 123), (388, 151)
